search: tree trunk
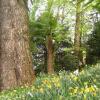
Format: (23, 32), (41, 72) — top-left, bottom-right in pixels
(74, 0), (81, 61)
(0, 0), (35, 90)
(46, 35), (54, 74)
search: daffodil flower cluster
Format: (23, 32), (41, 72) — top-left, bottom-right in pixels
(69, 84), (98, 96)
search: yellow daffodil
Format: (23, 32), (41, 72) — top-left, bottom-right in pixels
(47, 84), (52, 89)
(84, 87), (89, 93)
(31, 86), (35, 91)
(80, 90), (84, 94)
(89, 86), (95, 92)
(39, 88), (44, 93)
(73, 88), (78, 94)
(73, 77), (78, 81)
(43, 80), (49, 84)
(55, 82), (60, 88)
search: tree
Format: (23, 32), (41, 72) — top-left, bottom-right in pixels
(74, 0), (82, 65)
(30, 0), (58, 74)
(30, 10), (57, 73)
(0, 0), (35, 90)
(30, 0), (77, 73)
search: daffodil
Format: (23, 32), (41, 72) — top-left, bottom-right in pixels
(73, 88), (78, 94)
(31, 86), (35, 91)
(80, 90), (84, 94)
(84, 87), (89, 93)
(39, 88), (44, 93)
(55, 82), (61, 88)
(73, 76), (78, 81)
(43, 80), (47, 84)
(47, 84), (52, 89)
(89, 86), (95, 92)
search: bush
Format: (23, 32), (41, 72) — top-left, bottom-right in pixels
(55, 51), (79, 71)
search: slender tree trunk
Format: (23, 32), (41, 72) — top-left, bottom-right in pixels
(74, 0), (81, 61)
(0, 0), (35, 90)
(46, 35), (54, 74)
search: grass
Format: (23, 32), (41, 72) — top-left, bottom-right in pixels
(0, 64), (100, 100)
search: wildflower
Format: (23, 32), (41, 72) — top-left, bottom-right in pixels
(39, 88), (44, 93)
(69, 92), (73, 95)
(25, 84), (29, 88)
(89, 86), (95, 92)
(93, 85), (98, 90)
(47, 84), (52, 89)
(70, 73), (75, 78)
(43, 80), (49, 84)
(73, 76), (78, 81)
(55, 82), (60, 88)
(69, 87), (73, 90)
(52, 77), (60, 83)
(84, 87), (89, 93)
(73, 88), (78, 94)
(81, 88), (84, 93)
(69, 88), (74, 94)
(73, 69), (79, 76)
(75, 87), (78, 89)
(80, 90), (84, 94)
(31, 86), (35, 91)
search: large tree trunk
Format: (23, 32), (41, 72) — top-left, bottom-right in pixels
(74, 0), (81, 62)
(46, 35), (54, 74)
(0, 0), (35, 90)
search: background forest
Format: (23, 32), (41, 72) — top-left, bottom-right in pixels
(0, 0), (100, 100)
(29, 0), (100, 74)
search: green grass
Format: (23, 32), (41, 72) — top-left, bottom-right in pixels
(0, 64), (100, 100)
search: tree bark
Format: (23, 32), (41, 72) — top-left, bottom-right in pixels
(0, 0), (35, 90)
(46, 35), (54, 74)
(74, 0), (81, 61)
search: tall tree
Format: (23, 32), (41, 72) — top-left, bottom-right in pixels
(0, 0), (35, 90)
(74, 0), (82, 65)
(30, 0), (57, 74)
